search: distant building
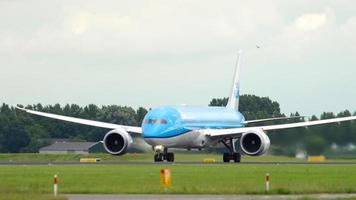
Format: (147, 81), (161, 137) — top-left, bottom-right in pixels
(39, 141), (105, 154)
(41, 138), (71, 144)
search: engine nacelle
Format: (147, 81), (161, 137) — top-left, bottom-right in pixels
(103, 129), (133, 155)
(240, 129), (270, 156)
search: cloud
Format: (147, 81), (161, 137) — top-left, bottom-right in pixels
(253, 8), (337, 64)
(54, 1), (284, 56)
(70, 11), (134, 35)
(1, 1), (356, 115)
(295, 13), (327, 32)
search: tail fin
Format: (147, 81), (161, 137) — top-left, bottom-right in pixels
(226, 50), (242, 111)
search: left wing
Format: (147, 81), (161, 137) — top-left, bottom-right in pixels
(205, 115), (356, 138)
(244, 115), (306, 125)
(16, 106), (142, 133)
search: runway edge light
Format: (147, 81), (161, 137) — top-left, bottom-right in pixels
(160, 169), (172, 190)
(54, 174), (58, 197)
(265, 173), (270, 192)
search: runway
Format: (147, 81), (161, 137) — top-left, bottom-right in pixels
(66, 194), (356, 200)
(1, 161), (356, 165)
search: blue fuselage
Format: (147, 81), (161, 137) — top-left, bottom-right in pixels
(142, 106), (245, 139)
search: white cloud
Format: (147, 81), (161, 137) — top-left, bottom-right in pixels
(70, 11), (134, 35)
(295, 13), (327, 32)
(1, 1), (356, 115)
(71, 12), (89, 35)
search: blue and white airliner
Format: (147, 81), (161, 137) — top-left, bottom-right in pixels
(17, 52), (356, 162)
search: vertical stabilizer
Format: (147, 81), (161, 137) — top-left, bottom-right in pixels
(226, 50), (242, 110)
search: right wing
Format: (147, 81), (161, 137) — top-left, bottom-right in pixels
(206, 115), (356, 138)
(16, 106), (142, 134)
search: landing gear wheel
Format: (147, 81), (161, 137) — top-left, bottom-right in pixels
(233, 153), (241, 163)
(166, 152), (174, 162)
(153, 147), (175, 162)
(154, 153), (164, 162)
(221, 138), (242, 163)
(223, 153), (241, 163)
(223, 153), (231, 163)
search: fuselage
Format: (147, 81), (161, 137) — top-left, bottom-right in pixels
(142, 106), (245, 148)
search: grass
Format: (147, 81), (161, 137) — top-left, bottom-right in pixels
(1, 153), (356, 163)
(0, 193), (66, 200)
(1, 164), (356, 194)
(1, 153), (356, 198)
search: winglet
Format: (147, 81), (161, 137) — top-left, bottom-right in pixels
(226, 50), (242, 111)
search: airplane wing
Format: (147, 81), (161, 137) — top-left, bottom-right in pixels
(16, 106), (142, 134)
(244, 116), (306, 125)
(205, 115), (356, 138)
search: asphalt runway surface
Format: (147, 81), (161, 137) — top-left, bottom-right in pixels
(66, 194), (356, 200)
(1, 161), (356, 165)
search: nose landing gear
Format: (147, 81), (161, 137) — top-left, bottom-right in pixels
(153, 146), (174, 162)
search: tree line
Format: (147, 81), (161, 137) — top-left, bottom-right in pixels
(0, 103), (147, 153)
(0, 95), (355, 156)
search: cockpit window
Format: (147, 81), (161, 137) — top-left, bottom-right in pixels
(144, 119), (167, 124)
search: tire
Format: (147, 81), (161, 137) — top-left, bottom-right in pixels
(233, 153), (241, 163)
(166, 153), (174, 162)
(154, 154), (163, 162)
(223, 153), (231, 163)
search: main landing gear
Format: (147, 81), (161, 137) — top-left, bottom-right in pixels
(221, 138), (241, 163)
(154, 147), (174, 162)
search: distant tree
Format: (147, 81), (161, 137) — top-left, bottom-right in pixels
(318, 112), (338, 145)
(209, 98), (228, 107)
(336, 110), (353, 145)
(239, 95), (281, 120)
(352, 111), (356, 143)
(99, 105), (138, 126)
(83, 104), (100, 119)
(209, 95), (282, 120)
(269, 112), (306, 155)
(305, 134), (327, 156)
(22, 124), (48, 152)
(0, 118), (30, 153)
(136, 107), (148, 125)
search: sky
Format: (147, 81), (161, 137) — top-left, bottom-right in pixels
(0, 0), (356, 116)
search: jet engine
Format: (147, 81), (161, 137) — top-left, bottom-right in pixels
(240, 129), (270, 156)
(103, 129), (133, 155)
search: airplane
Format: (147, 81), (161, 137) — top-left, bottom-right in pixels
(16, 51), (356, 163)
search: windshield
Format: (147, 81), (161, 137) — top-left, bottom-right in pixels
(144, 119), (168, 124)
